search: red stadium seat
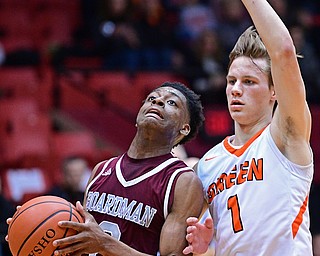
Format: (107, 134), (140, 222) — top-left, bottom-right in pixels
(51, 131), (97, 162)
(0, 6), (34, 53)
(49, 130), (99, 184)
(0, 99), (52, 164)
(87, 71), (141, 115)
(0, 67), (40, 99)
(63, 56), (103, 70)
(0, 7), (31, 38)
(31, 9), (79, 50)
(0, 117), (51, 164)
(58, 72), (101, 111)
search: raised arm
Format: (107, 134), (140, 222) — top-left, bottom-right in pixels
(241, 0), (312, 165)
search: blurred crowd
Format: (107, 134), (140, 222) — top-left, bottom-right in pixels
(67, 0), (320, 105)
(1, 0), (319, 105)
(0, 0), (320, 255)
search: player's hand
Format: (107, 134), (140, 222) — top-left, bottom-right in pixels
(183, 216), (214, 255)
(5, 205), (21, 242)
(5, 218), (12, 242)
(53, 201), (111, 255)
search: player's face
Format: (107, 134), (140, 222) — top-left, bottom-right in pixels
(136, 87), (190, 134)
(226, 56), (274, 125)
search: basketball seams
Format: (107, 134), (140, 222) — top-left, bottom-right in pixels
(8, 196), (83, 256)
(71, 211), (83, 223)
(17, 209), (73, 256)
(61, 202), (73, 240)
(9, 200), (71, 233)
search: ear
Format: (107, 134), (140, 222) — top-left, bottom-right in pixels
(270, 89), (276, 101)
(179, 124), (191, 136)
(180, 130), (188, 135)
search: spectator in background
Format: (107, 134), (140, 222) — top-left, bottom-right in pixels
(293, 1), (320, 59)
(131, 0), (177, 71)
(268, 0), (320, 105)
(214, 0), (251, 53)
(46, 156), (90, 205)
(172, 0), (217, 71)
(289, 23), (320, 104)
(268, 0), (295, 25)
(175, 0), (217, 48)
(89, 0), (177, 72)
(174, 28), (227, 105)
(91, 0), (140, 71)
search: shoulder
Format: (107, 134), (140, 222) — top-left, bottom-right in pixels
(170, 168), (203, 218)
(164, 158), (202, 201)
(89, 157), (118, 182)
(175, 170), (203, 197)
(198, 142), (224, 166)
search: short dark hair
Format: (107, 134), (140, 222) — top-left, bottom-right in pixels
(159, 81), (205, 145)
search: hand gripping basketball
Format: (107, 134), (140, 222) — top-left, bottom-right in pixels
(7, 195), (84, 256)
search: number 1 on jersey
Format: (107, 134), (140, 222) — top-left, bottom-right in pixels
(227, 195), (244, 233)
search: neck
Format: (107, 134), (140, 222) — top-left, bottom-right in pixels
(233, 122), (270, 146)
(127, 132), (173, 159)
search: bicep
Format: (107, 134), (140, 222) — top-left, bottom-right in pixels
(159, 172), (204, 255)
(272, 52), (311, 138)
(271, 54), (312, 164)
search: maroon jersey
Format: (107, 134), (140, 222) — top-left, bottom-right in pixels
(85, 153), (193, 255)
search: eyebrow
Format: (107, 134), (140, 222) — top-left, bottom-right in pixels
(153, 88), (183, 101)
(226, 75), (256, 79)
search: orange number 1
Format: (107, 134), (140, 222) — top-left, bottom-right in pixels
(227, 195), (244, 233)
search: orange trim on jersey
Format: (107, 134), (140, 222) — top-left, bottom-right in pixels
(223, 126), (268, 157)
(292, 195), (308, 238)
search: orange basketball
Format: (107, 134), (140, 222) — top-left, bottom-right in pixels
(7, 195), (84, 256)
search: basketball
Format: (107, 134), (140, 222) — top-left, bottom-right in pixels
(7, 195), (84, 256)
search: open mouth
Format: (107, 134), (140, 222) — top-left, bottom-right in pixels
(231, 100), (244, 106)
(146, 108), (164, 119)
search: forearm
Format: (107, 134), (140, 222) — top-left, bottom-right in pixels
(241, 0), (293, 54)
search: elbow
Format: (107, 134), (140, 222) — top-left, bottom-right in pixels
(272, 37), (297, 60)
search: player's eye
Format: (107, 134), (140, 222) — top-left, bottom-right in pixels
(228, 79), (236, 85)
(167, 100), (177, 106)
(147, 96), (156, 101)
(244, 79), (254, 85)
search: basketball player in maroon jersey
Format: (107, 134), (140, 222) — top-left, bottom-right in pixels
(51, 81), (205, 255)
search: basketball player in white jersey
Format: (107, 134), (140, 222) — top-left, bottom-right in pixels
(183, 0), (314, 255)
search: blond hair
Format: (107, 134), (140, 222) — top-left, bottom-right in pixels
(228, 26), (273, 87)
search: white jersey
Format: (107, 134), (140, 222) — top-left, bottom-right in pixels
(197, 125), (313, 256)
